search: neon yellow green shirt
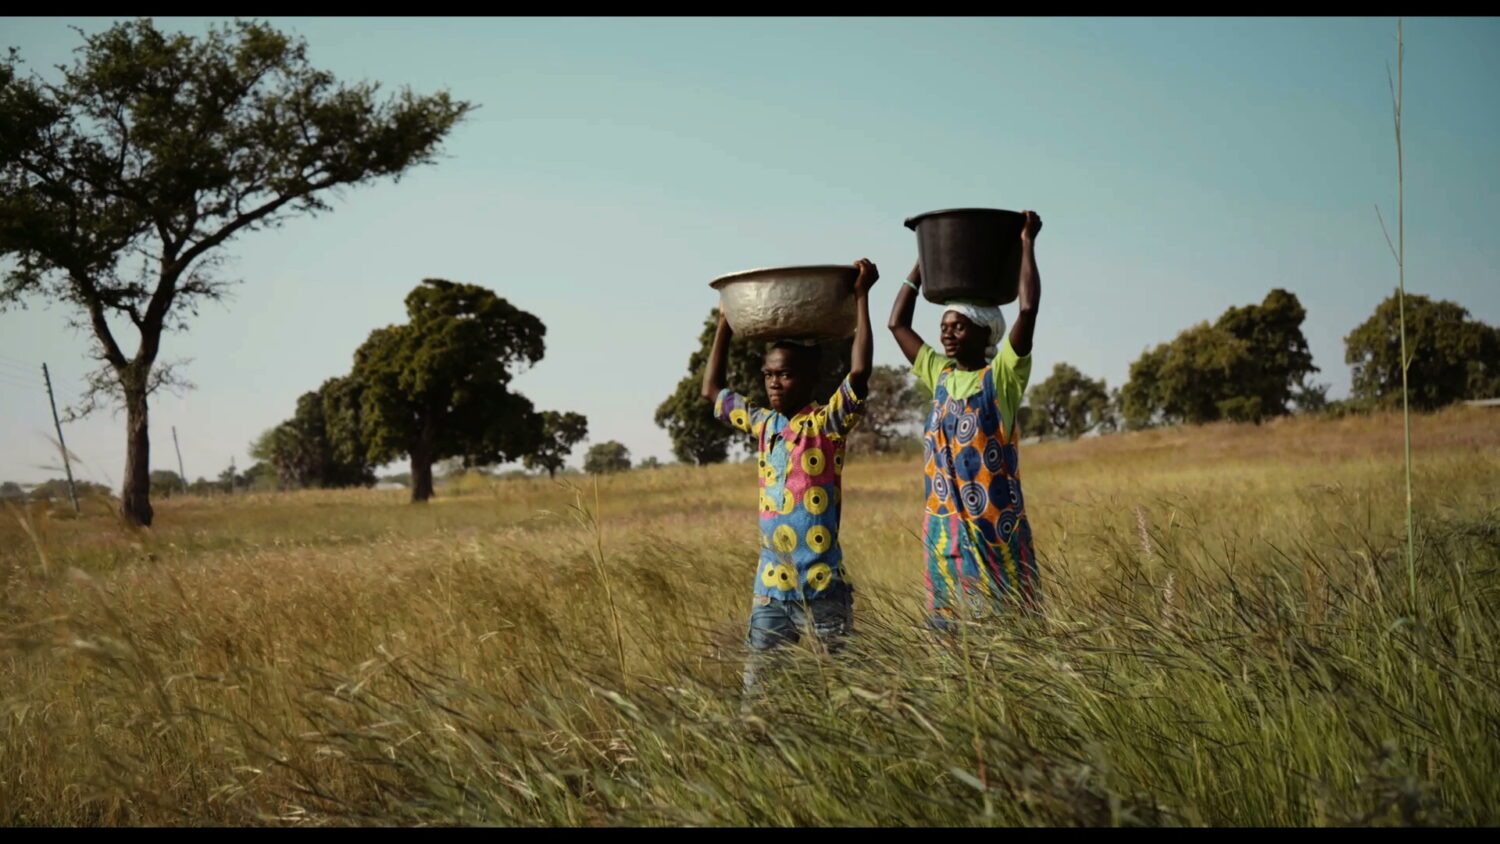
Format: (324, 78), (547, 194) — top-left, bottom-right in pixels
(912, 337), (1032, 432)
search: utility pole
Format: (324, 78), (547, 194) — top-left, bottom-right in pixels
(41, 363), (80, 514)
(172, 426), (189, 494)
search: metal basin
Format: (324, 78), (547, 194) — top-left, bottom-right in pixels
(709, 265), (858, 342)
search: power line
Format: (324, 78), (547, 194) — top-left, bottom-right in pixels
(0, 358), (82, 391)
(0, 355), (44, 373)
(0, 364), (45, 383)
(0, 375), (44, 391)
(0, 359), (43, 379)
(0, 358), (40, 375)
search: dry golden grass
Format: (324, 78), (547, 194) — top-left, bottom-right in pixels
(1, 407), (1497, 826)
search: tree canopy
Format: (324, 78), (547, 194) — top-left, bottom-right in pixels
(0, 18), (472, 525)
(1121, 289), (1318, 428)
(1346, 292), (1500, 410)
(351, 279), (546, 502)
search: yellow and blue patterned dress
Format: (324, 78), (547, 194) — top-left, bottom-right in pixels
(715, 375), (865, 602)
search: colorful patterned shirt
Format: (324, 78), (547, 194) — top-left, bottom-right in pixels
(715, 375), (865, 601)
(912, 337), (1032, 441)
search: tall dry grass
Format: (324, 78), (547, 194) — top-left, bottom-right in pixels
(1, 407), (1497, 826)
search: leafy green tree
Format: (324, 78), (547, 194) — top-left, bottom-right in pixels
(252, 376), (375, 490)
(0, 19), (472, 526)
(655, 309), (852, 464)
(1100, 387), (1123, 433)
(847, 364), (928, 454)
(1122, 289), (1317, 428)
(638, 456), (662, 470)
(0, 481), (23, 499)
(1027, 362), (1113, 440)
(1346, 293), (1500, 410)
(149, 469), (184, 498)
(353, 279), (545, 503)
(523, 411), (589, 479)
(1121, 343), (1168, 430)
(242, 461), (276, 491)
(29, 478), (111, 501)
(584, 441), (631, 475)
(216, 463), (245, 492)
(320, 375), (374, 479)
(1214, 289), (1319, 418)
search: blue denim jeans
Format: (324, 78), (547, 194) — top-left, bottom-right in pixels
(741, 583), (854, 709)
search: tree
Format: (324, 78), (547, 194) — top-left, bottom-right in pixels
(216, 462), (255, 492)
(1121, 289), (1317, 428)
(320, 374), (375, 483)
(638, 456), (662, 470)
(655, 376), (732, 466)
(0, 481), (25, 499)
(149, 469), (184, 498)
(353, 279), (546, 503)
(523, 410), (589, 479)
(1120, 343), (1167, 430)
(29, 478), (111, 501)
(1123, 323), (1252, 427)
(1214, 288), (1319, 418)
(252, 376), (375, 490)
(1027, 362), (1112, 440)
(0, 19), (472, 526)
(1346, 293), (1500, 410)
(584, 441), (631, 475)
(1291, 381), (1331, 414)
(1099, 387), (1123, 433)
(242, 461), (276, 491)
(655, 308), (852, 465)
(846, 364), (928, 454)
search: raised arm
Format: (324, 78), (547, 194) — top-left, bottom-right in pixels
(887, 261), (926, 364)
(1009, 210), (1042, 358)
(701, 310), (733, 402)
(849, 259), (878, 398)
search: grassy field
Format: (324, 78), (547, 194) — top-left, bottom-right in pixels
(2, 407), (1497, 826)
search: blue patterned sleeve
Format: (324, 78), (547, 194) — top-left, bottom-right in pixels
(715, 388), (771, 435)
(818, 375), (866, 439)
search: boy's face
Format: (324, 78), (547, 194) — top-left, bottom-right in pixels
(939, 312), (989, 362)
(763, 347), (813, 414)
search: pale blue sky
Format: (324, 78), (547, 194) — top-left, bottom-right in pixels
(1, 17), (1496, 485)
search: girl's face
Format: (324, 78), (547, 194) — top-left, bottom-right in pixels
(939, 312), (989, 363)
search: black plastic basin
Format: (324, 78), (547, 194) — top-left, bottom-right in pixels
(904, 208), (1024, 306)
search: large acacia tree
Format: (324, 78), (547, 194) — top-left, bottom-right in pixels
(0, 19), (472, 525)
(353, 279), (546, 503)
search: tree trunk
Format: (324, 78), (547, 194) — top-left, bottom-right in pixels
(121, 382), (154, 527)
(410, 442), (434, 503)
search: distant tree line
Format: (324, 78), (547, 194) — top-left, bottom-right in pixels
(653, 290), (1499, 454)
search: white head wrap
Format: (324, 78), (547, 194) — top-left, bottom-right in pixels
(942, 299), (1007, 358)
